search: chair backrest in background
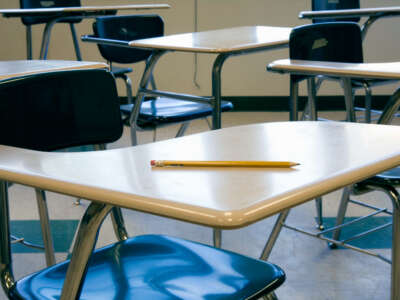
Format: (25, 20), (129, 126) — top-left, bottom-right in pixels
(93, 14), (164, 64)
(0, 69), (123, 151)
(289, 22), (363, 63)
(19, 0), (82, 25)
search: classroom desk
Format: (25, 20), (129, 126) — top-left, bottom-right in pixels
(299, 6), (400, 39)
(0, 121), (399, 298)
(267, 59), (400, 121)
(128, 26), (291, 130)
(0, 59), (107, 81)
(0, 4), (170, 60)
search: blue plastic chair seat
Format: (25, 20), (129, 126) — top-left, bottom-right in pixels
(120, 98), (234, 128)
(13, 235), (285, 299)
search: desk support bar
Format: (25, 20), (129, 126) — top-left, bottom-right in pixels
(289, 77), (299, 121)
(211, 53), (229, 130)
(140, 88), (212, 104)
(61, 202), (112, 300)
(130, 50), (166, 145)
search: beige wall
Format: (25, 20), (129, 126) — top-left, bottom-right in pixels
(0, 0), (399, 96)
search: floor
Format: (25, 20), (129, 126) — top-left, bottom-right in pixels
(3, 111), (398, 300)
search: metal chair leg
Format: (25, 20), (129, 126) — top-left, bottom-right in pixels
(315, 197), (324, 230)
(125, 75), (133, 104)
(289, 76), (299, 121)
(330, 186), (352, 247)
(69, 23), (82, 61)
(35, 189), (56, 266)
(262, 291), (279, 300)
(110, 207), (129, 241)
(260, 210), (290, 260)
(175, 122), (190, 138)
(362, 82), (372, 123)
(213, 228), (221, 248)
(306, 77), (318, 121)
(390, 188), (400, 300)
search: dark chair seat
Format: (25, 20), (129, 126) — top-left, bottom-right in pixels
(120, 98), (234, 128)
(14, 235), (285, 300)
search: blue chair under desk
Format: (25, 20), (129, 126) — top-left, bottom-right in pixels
(82, 14), (234, 146)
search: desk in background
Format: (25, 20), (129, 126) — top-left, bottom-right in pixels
(299, 6), (400, 39)
(128, 26), (291, 130)
(0, 59), (107, 81)
(267, 59), (400, 121)
(0, 4), (170, 60)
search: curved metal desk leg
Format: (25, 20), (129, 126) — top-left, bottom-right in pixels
(93, 144), (128, 241)
(306, 77), (325, 229)
(26, 25), (32, 60)
(60, 202), (113, 300)
(390, 189), (400, 300)
(210, 54), (230, 248)
(69, 23), (82, 61)
(35, 189), (56, 266)
(0, 181), (16, 296)
(260, 209), (290, 261)
(342, 77), (356, 122)
(375, 87), (400, 300)
(378, 86), (400, 125)
(211, 53), (229, 130)
(130, 50), (166, 146)
(360, 16), (379, 41)
(175, 122), (190, 138)
(289, 76), (299, 121)
(40, 20), (58, 60)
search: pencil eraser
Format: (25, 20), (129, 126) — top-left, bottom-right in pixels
(150, 160), (156, 166)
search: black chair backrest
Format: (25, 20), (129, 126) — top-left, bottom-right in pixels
(0, 69), (123, 151)
(289, 22), (363, 63)
(20, 0), (82, 25)
(312, 0), (360, 23)
(93, 14), (164, 64)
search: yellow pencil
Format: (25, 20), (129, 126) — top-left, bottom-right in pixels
(150, 160), (300, 168)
